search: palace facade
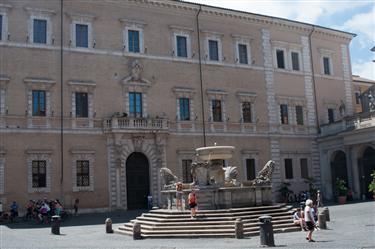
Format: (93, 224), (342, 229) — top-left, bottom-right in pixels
(0, 0), (372, 212)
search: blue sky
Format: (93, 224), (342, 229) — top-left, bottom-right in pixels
(188, 0), (375, 80)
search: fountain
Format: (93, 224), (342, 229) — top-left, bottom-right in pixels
(160, 144), (275, 210)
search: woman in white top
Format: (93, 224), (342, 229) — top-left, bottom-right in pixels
(304, 199), (316, 242)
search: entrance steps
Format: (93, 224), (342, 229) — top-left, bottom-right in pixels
(115, 203), (300, 238)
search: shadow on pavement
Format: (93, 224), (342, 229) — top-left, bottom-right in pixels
(1, 209), (145, 229)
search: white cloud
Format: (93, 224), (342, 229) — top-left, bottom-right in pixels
(188, 0), (369, 25)
(340, 6), (375, 49)
(352, 60), (375, 80)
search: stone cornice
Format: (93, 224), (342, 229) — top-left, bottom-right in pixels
(135, 0), (354, 41)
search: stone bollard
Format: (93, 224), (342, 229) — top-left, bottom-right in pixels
(318, 213), (327, 229)
(133, 222), (142, 240)
(259, 216), (275, 247)
(51, 215), (61, 235)
(323, 207), (330, 221)
(235, 218), (244, 239)
(105, 218), (113, 233)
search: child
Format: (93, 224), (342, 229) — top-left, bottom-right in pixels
(188, 188), (197, 218)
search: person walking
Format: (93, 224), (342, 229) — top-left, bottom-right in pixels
(73, 198), (79, 216)
(304, 199), (317, 242)
(175, 182), (183, 211)
(188, 188), (197, 218)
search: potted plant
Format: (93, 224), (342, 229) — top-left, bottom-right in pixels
(278, 182), (293, 203)
(335, 178), (348, 204)
(368, 170), (375, 200)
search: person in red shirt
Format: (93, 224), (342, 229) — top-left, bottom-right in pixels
(188, 188), (197, 218)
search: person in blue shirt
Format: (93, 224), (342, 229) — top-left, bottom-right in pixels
(10, 201), (19, 221)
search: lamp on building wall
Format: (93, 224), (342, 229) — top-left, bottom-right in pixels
(144, 47), (148, 53)
(26, 35), (29, 42)
(7, 33), (10, 41)
(93, 40), (96, 48)
(69, 40), (72, 47)
(52, 36), (55, 45)
(192, 52), (195, 58)
(123, 44), (126, 50)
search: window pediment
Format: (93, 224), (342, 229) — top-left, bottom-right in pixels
(24, 7), (56, 16)
(24, 78), (55, 90)
(0, 75), (10, 89)
(119, 18), (147, 28)
(169, 25), (194, 33)
(206, 89), (228, 100)
(236, 92), (257, 102)
(173, 87), (196, 98)
(68, 80), (96, 93)
(66, 12), (96, 22)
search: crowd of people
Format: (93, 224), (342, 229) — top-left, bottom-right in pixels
(0, 198), (79, 223)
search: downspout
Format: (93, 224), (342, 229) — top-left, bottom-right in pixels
(60, 0), (64, 200)
(308, 26), (320, 133)
(196, 5), (206, 147)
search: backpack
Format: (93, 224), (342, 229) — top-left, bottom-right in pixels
(188, 193), (196, 204)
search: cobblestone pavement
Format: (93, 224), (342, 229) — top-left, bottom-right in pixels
(0, 201), (374, 249)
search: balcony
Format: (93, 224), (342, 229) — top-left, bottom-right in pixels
(320, 112), (375, 137)
(103, 116), (169, 133)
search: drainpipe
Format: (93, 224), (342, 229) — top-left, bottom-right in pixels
(60, 0), (64, 201)
(196, 5), (206, 147)
(308, 26), (320, 133)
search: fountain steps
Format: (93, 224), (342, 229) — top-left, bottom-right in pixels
(115, 204), (299, 238)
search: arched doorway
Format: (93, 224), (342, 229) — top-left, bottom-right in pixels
(331, 151), (348, 195)
(359, 147), (375, 199)
(126, 152), (150, 209)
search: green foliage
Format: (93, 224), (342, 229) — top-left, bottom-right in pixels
(304, 177), (317, 197)
(278, 182), (293, 200)
(335, 178), (348, 196)
(368, 171), (375, 194)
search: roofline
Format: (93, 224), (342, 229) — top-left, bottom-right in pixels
(173, 0), (357, 38)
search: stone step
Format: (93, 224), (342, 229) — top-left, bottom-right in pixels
(122, 218), (293, 231)
(139, 210), (292, 222)
(126, 213), (291, 226)
(115, 204), (297, 239)
(149, 204), (287, 215)
(115, 226), (300, 239)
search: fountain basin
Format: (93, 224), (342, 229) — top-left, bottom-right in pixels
(195, 146), (235, 161)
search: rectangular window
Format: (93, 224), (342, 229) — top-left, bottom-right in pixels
(276, 49), (285, 69)
(208, 40), (219, 61)
(76, 24), (88, 48)
(77, 160), (90, 187)
(323, 57), (331, 75)
(296, 106), (304, 125)
(238, 44), (248, 64)
(280, 104), (288, 124)
(182, 159), (193, 183)
(32, 160), (46, 188)
(284, 158), (293, 179)
(212, 99), (222, 122)
(242, 102), (252, 123)
(246, 158), (256, 180)
(291, 52), (300, 71)
(176, 36), (187, 58)
(300, 158), (309, 179)
(32, 90), (46, 116)
(328, 108), (334, 123)
(0, 15), (3, 41)
(33, 19), (47, 44)
(75, 92), (88, 118)
(128, 30), (140, 53)
(129, 92), (142, 118)
(179, 98), (190, 121)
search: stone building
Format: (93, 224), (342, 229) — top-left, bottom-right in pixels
(0, 0), (363, 212)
